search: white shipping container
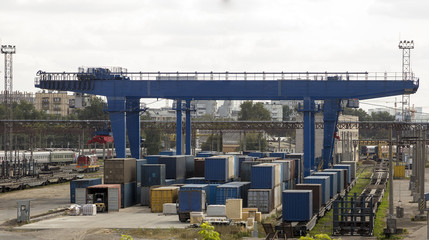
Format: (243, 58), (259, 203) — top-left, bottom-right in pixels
(247, 189), (274, 214)
(273, 185), (282, 208)
(227, 155), (235, 179)
(75, 188), (86, 205)
(163, 203), (178, 215)
(82, 204), (97, 216)
(207, 205), (226, 217)
(273, 160), (291, 181)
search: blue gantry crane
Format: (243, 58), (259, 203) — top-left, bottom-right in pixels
(35, 69), (418, 176)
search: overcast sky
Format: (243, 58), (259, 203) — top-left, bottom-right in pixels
(1, 0), (428, 113)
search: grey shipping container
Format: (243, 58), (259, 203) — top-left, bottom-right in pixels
(333, 164), (351, 184)
(240, 161), (261, 182)
(313, 172), (337, 198)
(141, 164), (166, 186)
(323, 169), (345, 193)
(295, 184), (322, 212)
(159, 155), (186, 180)
(185, 155), (195, 178)
(303, 176), (330, 205)
(273, 160), (292, 181)
(136, 159), (148, 203)
(282, 190), (313, 222)
(70, 178), (102, 203)
(104, 158), (137, 184)
(340, 161), (357, 180)
(248, 188), (274, 213)
(121, 182), (137, 208)
(75, 188), (87, 205)
(108, 186), (120, 211)
(141, 186), (150, 206)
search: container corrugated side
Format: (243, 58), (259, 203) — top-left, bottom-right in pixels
(178, 190), (206, 212)
(273, 184), (282, 208)
(185, 177), (206, 184)
(150, 186), (179, 213)
(159, 155), (186, 180)
(159, 150), (175, 156)
(208, 184), (220, 205)
(70, 178), (102, 203)
(313, 172), (337, 198)
(295, 184), (322, 212)
(180, 184), (209, 194)
(333, 164), (351, 183)
(238, 156), (252, 177)
(141, 164), (166, 186)
(121, 182), (137, 208)
(323, 169), (345, 192)
(303, 176), (330, 204)
(240, 161), (261, 182)
(185, 155), (195, 178)
(136, 159), (148, 203)
(205, 157), (228, 181)
(273, 160), (291, 182)
(251, 164), (275, 189)
(247, 189), (273, 213)
(145, 155), (163, 164)
(282, 190), (312, 222)
(340, 161), (356, 180)
(269, 152), (287, 159)
(194, 158), (205, 177)
(104, 158), (137, 184)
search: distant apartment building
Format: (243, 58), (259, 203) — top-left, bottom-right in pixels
(262, 101), (283, 121)
(35, 91), (71, 116)
(0, 91), (35, 104)
(147, 107), (177, 121)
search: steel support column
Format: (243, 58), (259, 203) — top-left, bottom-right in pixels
(107, 97), (126, 158)
(185, 100), (192, 155)
(300, 98), (317, 177)
(126, 97), (141, 159)
(322, 99), (342, 169)
(176, 99), (183, 155)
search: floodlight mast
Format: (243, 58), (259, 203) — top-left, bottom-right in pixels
(398, 40), (414, 122)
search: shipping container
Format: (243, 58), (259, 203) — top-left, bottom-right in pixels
(303, 176), (330, 205)
(165, 179), (175, 185)
(70, 178), (102, 203)
(185, 177), (206, 184)
(205, 156), (234, 181)
(208, 184), (220, 205)
(313, 172), (337, 198)
(121, 182), (137, 208)
(284, 153), (304, 183)
(150, 186), (180, 213)
(145, 155), (163, 164)
(104, 158), (137, 184)
(238, 156), (253, 177)
(269, 152), (287, 159)
(185, 155), (195, 178)
(333, 164), (351, 184)
(207, 205), (226, 217)
(141, 186), (150, 206)
(247, 188), (274, 213)
(248, 152), (268, 158)
(194, 158), (205, 177)
(251, 163), (281, 189)
(240, 161), (261, 182)
(273, 160), (291, 181)
(323, 169), (344, 193)
(258, 157), (280, 163)
(75, 188), (87, 205)
(282, 190), (313, 222)
(87, 184), (121, 212)
(178, 190), (206, 212)
(295, 184), (322, 212)
(136, 159), (148, 203)
(181, 184), (209, 195)
(159, 155), (186, 180)
(273, 184), (282, 208)
(340, 161), (357, 180)
(216, 182), (251, 206)
(196, 151), (218, 158)
(141, 164), (166, 186)
(159, 150), (175, 156)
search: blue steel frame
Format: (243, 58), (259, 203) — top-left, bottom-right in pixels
(35, 71), (419, 176)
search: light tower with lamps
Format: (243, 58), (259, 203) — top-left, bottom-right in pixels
(398, 40), (414, 122)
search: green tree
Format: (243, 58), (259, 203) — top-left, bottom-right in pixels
(370, 111), (395, 121)
(201, 134), (222, 151)
(0, 101), (48, 120)
(71, 97), (109, 120)
(238, 101), (271, 121)
(342, 107), (370, 121)
(141, 112), (162, 155)
(242, 132), (268, 151)
(198, 222), (220, 240)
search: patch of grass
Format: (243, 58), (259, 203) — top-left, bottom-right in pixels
(374, 183), (389, 239)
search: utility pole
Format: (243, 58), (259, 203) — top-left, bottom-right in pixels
(1, 45), (16, 167)
(386, 125), (397, 233)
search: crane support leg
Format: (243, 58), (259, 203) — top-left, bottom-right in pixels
(322, 99), (342, 169)
(185, 100), (192, 155)
(176, 99), (183, 155)
(300, 98), (318, 177)
(126, 97), (141, 159)
(107, 97), (126, 158)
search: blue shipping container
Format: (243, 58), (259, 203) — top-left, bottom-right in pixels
(248, 152), (267, 158)
(269, 152), (287, 159)
(159, 155), (186, 180)
(141, 164), (166, 186)
(196, 151), (218, 158)
(282, 190), (313, 222)
(251, 164), (275, 189)
(181, 184), (209, 193)
(178, 190), (206, 212)
(313, 172), (337, 198)
(136, 159), (147, 209)
(121, 182), (137, 208)
(216, 182), (251, 207)
(323, 169), (345, 192)
(70, 178), (102, 203)
(185, 177), (206, 184)
(159, 150), (175, 156)
(205, 157), (229, 181)
(333, 164), (351, 184)
(185, 155), (195, 178)
(145, 155), (163, 164)
(208, 184), (220, 205)
(303, 176), (330, 204)
(165, 179), (175, 185)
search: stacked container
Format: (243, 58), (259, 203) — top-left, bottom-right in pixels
(178, 190), (206, 213)
(323, 169), (345, 193)
(104, 158), (137, 208)
(240, 161), (262, 182)
(238, 156), (253, 178)
(150, 186), (179, 213)
(340, 161), (357, 180)
(216, 182), (251, 206)
(295, 184), (322, 213)
(145, 155), (163, 164)
(204, 155), (235, 181)
(194, 158), (205, 177)
(282, 190), (313, 222)
(208, 183), (220, 205)
(313, 172), (337, 198)
(159, 155), (186, 180)
(333, 164), (351, 184)
(159, 150), (175, 156)
(247, 189), (274, 213)
(141, 164), (166, 205)
(136, 159), (148, 204)
(87, 184), (121, 212)
(251, 163), (281, 189)
(248, 152), (268, 158)
(185, 177), (206, 184)
(269, 152), (287, 159)
(303, 176), (330, 205)
(284, 153), (304, 184)
(70, 178), (102, 203)
(184, 155), (195, 178)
